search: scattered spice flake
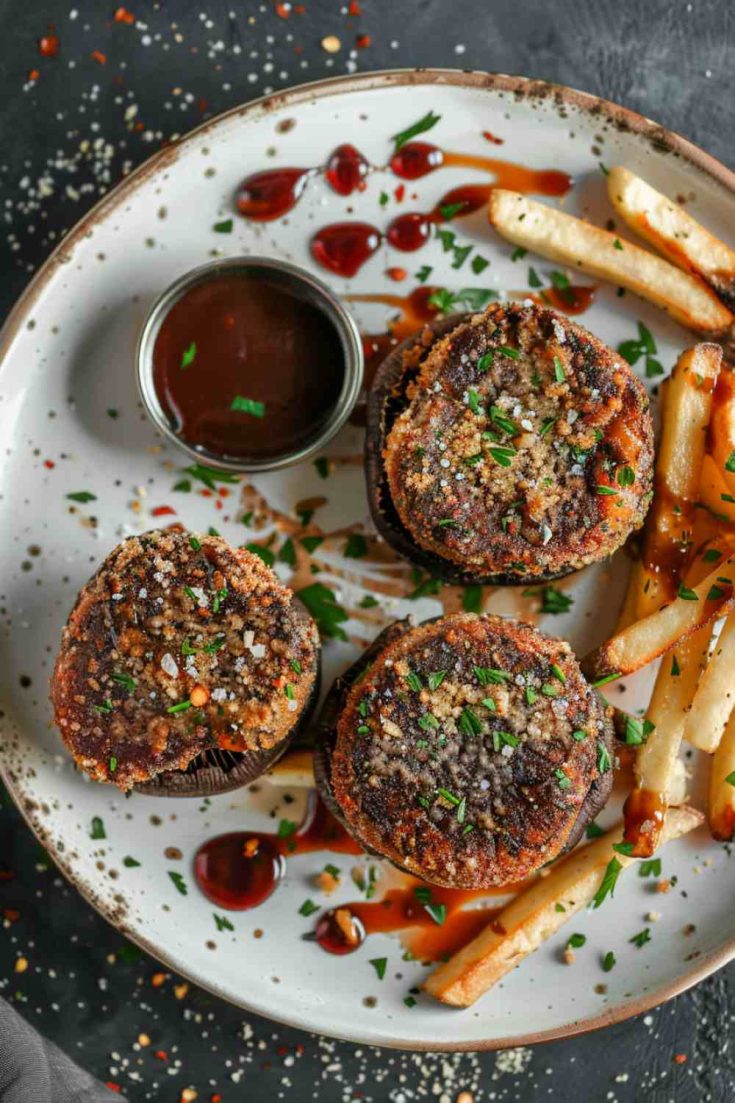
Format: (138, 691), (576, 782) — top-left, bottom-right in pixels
(151, 504), (176, 517)
(38, 34), (59, 57)
(67, 490), (96, 503)
(386, 266), (407, 281)
(90, 50), (107, 65)
(214, 913), (234, 931)
(114, 7), (136, 24)
(314, 457), (330, 479)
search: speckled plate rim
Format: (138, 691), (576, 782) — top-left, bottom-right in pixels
(2, 67), (735, 1052)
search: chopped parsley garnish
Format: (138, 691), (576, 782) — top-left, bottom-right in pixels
(551, 663), (566, 684)
(477, 351), (494, 372)
(90, 816), (106, 840)
(284, 684), (295, 701)
(67, 491), (97, 503)
(630, 928), (652, 948)
(379, 190), (389, 207)
(314, 457), (330, 479)
(212, 586), (228, 613)
(492, 730), (519, 752)
(553, 356), (565, 383)
(463, 584), (482, 613)
(180, 342), (197, 369)
(567, 933), (586, 949)
(438, 518), (457, 528)
(525, 686), (538, 705)
(725, 452), (735, 473)
(427, 671), (447, 690)
(298, 899), (320, 917)
(459, 707), (482, 737)
(109, 756), (118, 773)
(618, 323), (662, 377)
(344, 533), (368, 559)
(539, 416), (556, 438)
(473, 666), (510, 685)
(613, 238), (624, 250)
(639, 858), (662, 878)
(231, 395), (266, 418)
(467, 388), (483, 415)
(591, 672), (621, 688)
(488, 445), (516, 467)
(437, 787), (460, 806)
(586, 822), (604, 839)
(403, 995), (417, 1008)
(214, 913), (234, 931)
(677, 584), (698, 601)
(111, 671), (136, 692)
(168, 871), (188, 895)
(612, 841), (634, 856)
(405, 671), (423, 692)
(572, 729), (588, 741)
(213, 218), (234, 233)
(617, 465), (635, 487)
(489, 406), (519, 435)
(415, 264), (433, 282)
(482, 697), (496, 712)
(602, 951), (616, 972)
(597, 740), (612, 773)
(725, 770), (735, 787)
(359, 594), (379, 608)
(189, 535), (202, 551)
(595, 484), (618, 496)
(625, 715), (655, 745)
(277, 819), (298, 838)
(542, 683), (560, 698)
(498, 346), (520, 360)
(671, 654), (681, 676)
(122, 856), (140, 868)
(424, 902), (446, 926)
(472, 255), (490, 274)
(522, 585), (573, 615)
(290, 659), (302, 675)
(181, 464), (240, 490)
(392, 110), (441, 150)
(592, 857), (623, 908)
(166, 700), (192, 714)
(456, 797), (467, 824)
(441, 202), (467, 221)
(369, 957), (388, 980)
(296, 582), (348, 640)
(418, 712), (439, 731)
(93, 699), (114, 714)
(555, 769), (571, 790)
(708, 584), (727, 601)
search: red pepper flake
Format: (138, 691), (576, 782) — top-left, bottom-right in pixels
(214, 499), (223, 511)
(28, 69), (40, 81)
(482, 130), (504, 145)
(91, 50), (107, 64)
(199, 489), (213, 498)
(275, 2), (291, 16)
(105, 1085), (122, 1095)
(3, 908), (20, 922)
(154, 1049), (169, 1061)
(38, 34), (59, 58)
(218, 487), (230, 498)
(386, 267), (408, 282)
(348, 0), (361, 13)
(198, 96), (208, 115)
(151, 505), (176, 517)
(114, 6), (135, 23)
(293, 4), (305, 13)
(43, 459), (55, 469)
(355, 33), (371, 48)
(210, 1096), (222, 1103)
(295, 1043), (304, 1056)
(277, 1045), (289, 1056)
(674, 1054), (687, 1065)
(394, 184), (405, 202)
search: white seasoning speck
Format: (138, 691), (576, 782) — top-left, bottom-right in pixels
(160, 653), (179, 678)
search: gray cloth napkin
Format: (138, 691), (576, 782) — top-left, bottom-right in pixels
(0, 998), (125, 1102)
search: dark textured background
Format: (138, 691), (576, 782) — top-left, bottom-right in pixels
(1, 2), (734, 1100)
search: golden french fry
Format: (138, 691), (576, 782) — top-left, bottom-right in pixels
(635, 344), (722, 618)
(487, 189), (733, 335)
(264, 747), (315, 788)
(582, 554), (735, 681)
(708, 373), (735, 496)
(709, 708), (735, 840)
(682, 613), (735, 753)
(608, 166), (735, 310)
(424, 806), (703, 1008)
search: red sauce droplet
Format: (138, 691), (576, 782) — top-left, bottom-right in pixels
(294, 791), (362, 855)
(527, 284), (597, 316)
(386, 211), (432, 252)
(38, 34), (59, 57)
(324, 143), (369, 196)
(236, 167), (310, 221)
(440, 154), (571, 196)
(432, 183), (493, 220)
(623, 787), (667, 857)
(311, 222), (381, 277)
(390, 141), (445, 180)
(482, 130), (504, 145)
(314, 884), (509, 960)
(194, 833), (286, 910)
(386, 267), (408, 282)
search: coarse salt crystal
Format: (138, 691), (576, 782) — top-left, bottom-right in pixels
(160, 653), (179, 678)
(211, 687), (227, 702)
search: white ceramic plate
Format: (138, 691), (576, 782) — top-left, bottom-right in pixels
(2, 70), (734, 1051)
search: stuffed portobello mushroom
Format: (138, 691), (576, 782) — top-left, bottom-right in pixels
(315, 612), (614, 890)
(51, 529), (320, 795)
(366, 301), (654, 585)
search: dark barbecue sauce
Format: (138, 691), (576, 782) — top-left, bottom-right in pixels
(152, 273), (345, 462)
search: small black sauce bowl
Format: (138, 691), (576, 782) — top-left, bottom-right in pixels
(136, 255), (364, 473)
